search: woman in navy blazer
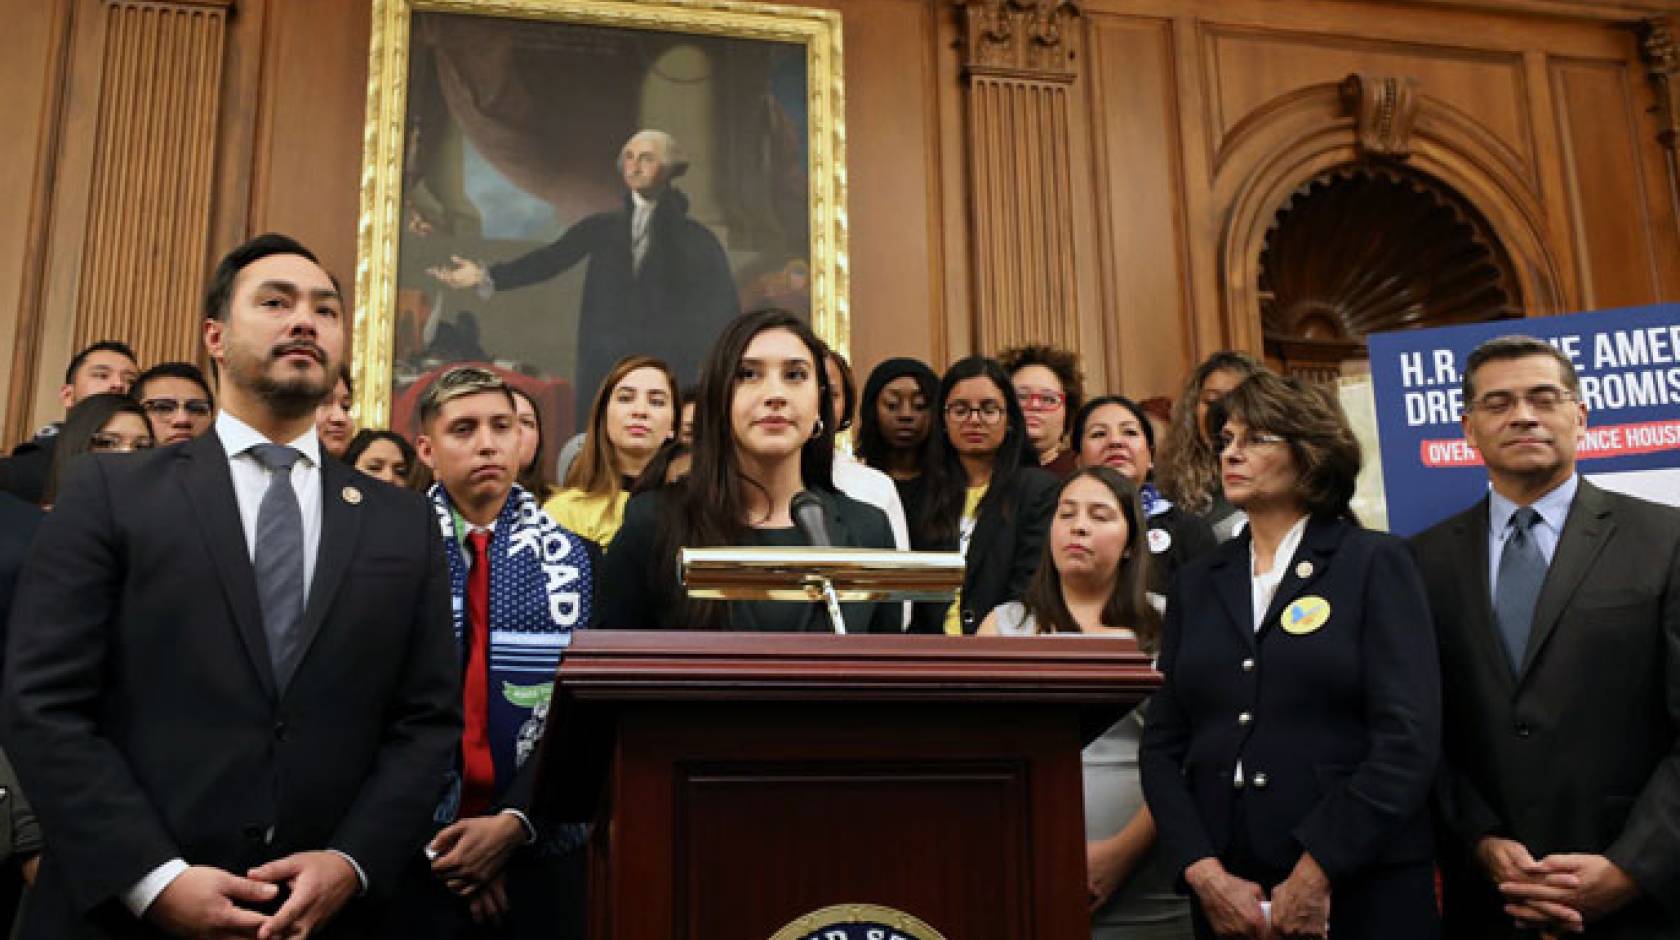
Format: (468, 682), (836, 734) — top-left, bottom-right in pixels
(1140, 372), (1441, 939)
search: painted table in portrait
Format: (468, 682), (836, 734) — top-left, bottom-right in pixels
(355, 0), (848, 454)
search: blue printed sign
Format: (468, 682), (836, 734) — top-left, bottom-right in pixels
(1368, 304), (1680, 536)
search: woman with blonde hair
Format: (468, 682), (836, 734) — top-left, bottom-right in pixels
(543, 355), (679, 546)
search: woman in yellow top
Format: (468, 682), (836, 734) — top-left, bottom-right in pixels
(543, 355), (679, 546)
(907, 355), (1057, 635)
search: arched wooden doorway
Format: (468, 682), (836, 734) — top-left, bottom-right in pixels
(1258, 164), (1523, 382)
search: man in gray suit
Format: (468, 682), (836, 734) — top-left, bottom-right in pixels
(1412, 335), (1680, 938)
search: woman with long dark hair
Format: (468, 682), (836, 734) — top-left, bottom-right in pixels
(43, 393), (154, 507)
(342, 428), (417, 487)
(1077, 394), (1216, 594)
(1142, 372), (1440, 940)
(509, 385), (557, 500)
(597, 310), (898, 632)
(544, 356), (678, 546)
(980, 467), (1191, 938)
(908, 355), (1057, 635)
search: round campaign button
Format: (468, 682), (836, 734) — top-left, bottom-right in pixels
(1148, 527), (1172, 554)
(1280, 596), (1331, 635)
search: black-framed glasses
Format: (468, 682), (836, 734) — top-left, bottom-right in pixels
(142, 398), (213, 418)
(1467, 386), (1575, 416)
(945, 401), (1007, 424)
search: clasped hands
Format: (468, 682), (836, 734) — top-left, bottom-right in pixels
(146, 850), (358, 940)
(1477, 836), (1639, 937)
(1186, 853), (1331, 939)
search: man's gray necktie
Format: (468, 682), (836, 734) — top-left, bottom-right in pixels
(1494, 506), (1546, 672)
(250, 443), (305, 687)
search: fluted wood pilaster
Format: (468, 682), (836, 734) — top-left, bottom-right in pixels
(73, 0), (230, 363)
(956, 0), (1081, 353)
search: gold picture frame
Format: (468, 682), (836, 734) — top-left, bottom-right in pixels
(353, 0), (848, 434)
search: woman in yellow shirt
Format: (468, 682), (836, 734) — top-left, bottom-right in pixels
(907, 356), (1057, 635)
(543, 355), (679, 546)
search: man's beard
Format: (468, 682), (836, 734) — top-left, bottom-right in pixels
(228, 343), (333, 420)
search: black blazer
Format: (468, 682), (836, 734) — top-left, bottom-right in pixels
(0, 490), (43, 667)
(1412, 480), (1680, 938)
(598, 485), (901, 633)
(1, 432), (462, 938)
(1140, 515), (1440, 897)
(908, 468), (1057, 635)
(0, 434), (54, 507)
(1146, 503), (1217, 595)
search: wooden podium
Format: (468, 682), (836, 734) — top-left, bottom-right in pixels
(534, 631), (1160, 940)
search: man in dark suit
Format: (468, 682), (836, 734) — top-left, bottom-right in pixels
(2, 233), (462, 938)
(1412, 334), (1680, 938)
(428, 129), (739, 428)
(0, 340), (138, 505)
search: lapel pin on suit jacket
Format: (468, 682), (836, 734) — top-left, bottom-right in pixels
(342, 485), (362, 505)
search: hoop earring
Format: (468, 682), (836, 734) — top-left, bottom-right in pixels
(812, 417), (826, 439)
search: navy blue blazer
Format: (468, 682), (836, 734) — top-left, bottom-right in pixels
(1140, 514), (1441, 884)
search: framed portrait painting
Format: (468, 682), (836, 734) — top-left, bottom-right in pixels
(354, 0), (847, 456)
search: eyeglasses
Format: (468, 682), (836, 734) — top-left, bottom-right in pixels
(1467, 386), (1575, 416)
(89, 432), (154, 453)
(1217, 431), (1288, 453)
(1014, 388), (1065, 412)
(142, 398), (213, 418)
(945, 401), (1007, 424)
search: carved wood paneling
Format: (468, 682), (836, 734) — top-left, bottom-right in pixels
(1639, 16), (1680, 238)
(956, 0), (1082, 353)
(72, 0), (229, 364)
(1551, 57), (1666, 307)
(1340, 73), (1422, 159)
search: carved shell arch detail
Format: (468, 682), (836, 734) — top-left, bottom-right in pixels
(1258, 163), (1523, 354)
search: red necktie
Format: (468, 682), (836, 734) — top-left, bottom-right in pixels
(461, 530), (496, 817)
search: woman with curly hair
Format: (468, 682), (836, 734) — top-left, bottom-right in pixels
(999, 344), (1085, 478)
(1155, 352), (1263, 542)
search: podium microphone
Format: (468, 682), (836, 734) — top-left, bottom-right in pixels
(790, 490), (832, 547)
(790, 491), (847, 634)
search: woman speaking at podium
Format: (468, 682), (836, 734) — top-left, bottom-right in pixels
(596, 309), (899, 632)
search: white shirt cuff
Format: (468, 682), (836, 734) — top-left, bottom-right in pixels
(328, 849), (369, 894)
(500, 808), (537, 845)
(122, 858), (188, 917)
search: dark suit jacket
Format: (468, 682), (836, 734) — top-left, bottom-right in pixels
(0, 491), (43, 666)
(1147, 503), (1217, 595)
(489, 187), (739, 426)
(909, 468), (1058, 635)
(598, 485), (900, 633)
(0, 433), (55, 507)
(1412, 480), (1680, 938)
(1140, 516), (1440, 921)
(1, 432), (462, 938)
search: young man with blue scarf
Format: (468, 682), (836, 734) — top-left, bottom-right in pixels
(388, 366), (598, 939)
